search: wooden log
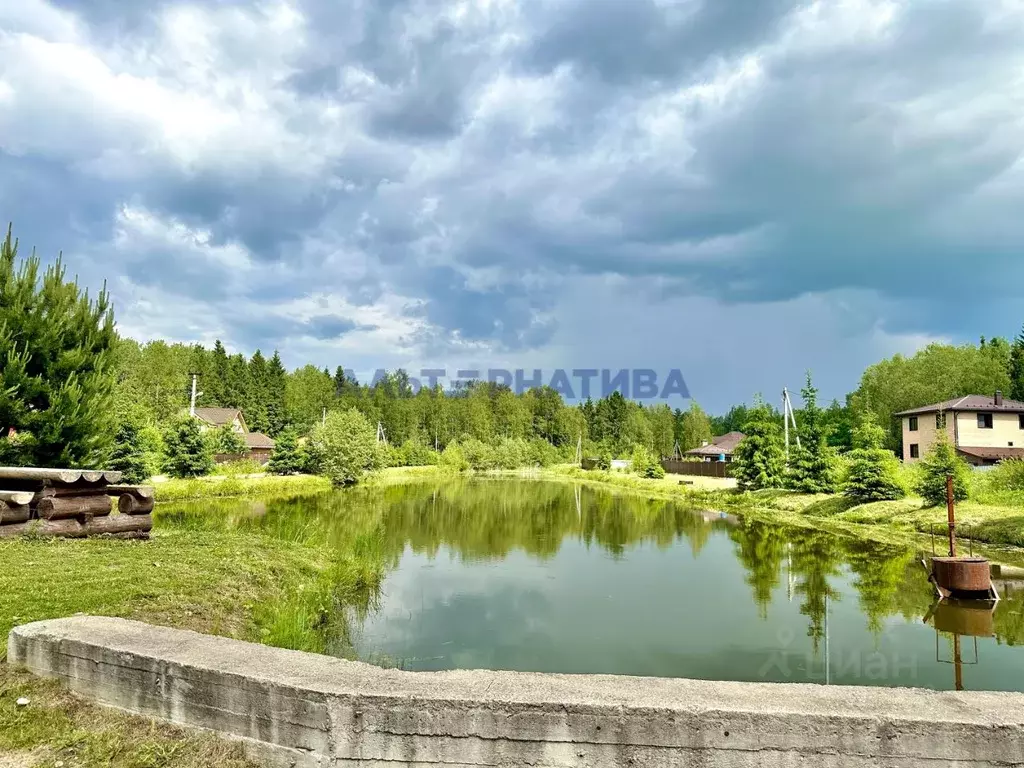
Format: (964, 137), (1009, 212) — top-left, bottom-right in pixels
(0, 519), (86, 538)
(0, 467), (122, 485)
(117, 494), (155, 515)
(36, 494), (114, 521)
(84, 514), (152, 536)
(106, 485), (155, 502)
(0, 490), (34, 506)
(0, 502), (31, 524)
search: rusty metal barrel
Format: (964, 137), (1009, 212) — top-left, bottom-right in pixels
(931, 556), (992, 594)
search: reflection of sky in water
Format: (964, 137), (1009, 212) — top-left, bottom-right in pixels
(351, 529), (1024, 690)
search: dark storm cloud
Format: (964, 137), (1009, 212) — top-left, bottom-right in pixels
(3, 0), (1024, 361)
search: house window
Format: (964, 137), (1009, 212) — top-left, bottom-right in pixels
(1019, 414), (1024, 430)
(936, 413), (947, 430)
(908, 417), (918, 432)
(978, 413), (994, 429)
(909, 444), (920, 459)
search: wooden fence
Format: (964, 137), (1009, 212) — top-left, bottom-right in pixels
(659, 459), (734, 478)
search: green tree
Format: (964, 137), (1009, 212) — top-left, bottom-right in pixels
(843, 414), (906, 502)
(0, 224), (118, 467)
(210, 423), (249, 456)
(266, 351), (287, 435)
(162, 416), (214, 478)
(1010, 325), (1024, 402)
(732, 397), (786, 491)
(678, 401), (713, 451)
(647, 404), (676, 458)
(854, 343), (1011, 450)
(267, 427), (303, 475)
(786, 373), (838, 493)
(307, 408), (377, 485)
(107, 419), (151, 483)
(915, 432), (972, 506)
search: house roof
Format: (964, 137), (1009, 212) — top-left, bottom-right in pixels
(895, 395), (1024, 417)
(244, 432), (275, 450)
(686, 431), (745, 456)
(193, 407), (242, 426)
(957, 446), (1024, 462)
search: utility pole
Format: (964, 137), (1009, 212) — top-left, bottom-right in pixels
(189, 373), (202, 417)
(782, 387), (801, 459)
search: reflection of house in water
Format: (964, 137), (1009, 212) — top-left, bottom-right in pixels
(700, 509), (740, 526)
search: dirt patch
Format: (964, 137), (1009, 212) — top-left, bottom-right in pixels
(0, 749), (46, 768)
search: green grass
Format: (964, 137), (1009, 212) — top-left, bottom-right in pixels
(0, 667), (256, 768)
(153, 474), (332, 502)
(1, 507), (384, 767)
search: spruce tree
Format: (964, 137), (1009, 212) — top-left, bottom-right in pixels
(267, 427), (303, 474)
(108, 419), (151, 483)
(0, 224), (118, 467)
(163, 416), (214, 478)
(247, 349), (270, 433)
(266, 351), (287, 436)
(1010, 325), (1024, 402)
(915, 432), (972, 506)
(844, 415), (905, 502)
(732, 397), (786, 491)
(786, 373), (838, 493)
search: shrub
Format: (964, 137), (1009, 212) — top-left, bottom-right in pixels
(983, 459), (1024, 493)
(399, 439), (440, 467)
(461, 438), (497, 470)
(494, 437), (531, 469)
(163, 416), (214, 478)
(208, 423), (249, 456)
(213, 458), (264, 476)
(528, 438), (560, 467)
(440, 441), (469, 471)
(596, 451), (612, 470)
(915, 433), (972, 506)
(631, 444), (666, 479)
(307, 408), (377, 486)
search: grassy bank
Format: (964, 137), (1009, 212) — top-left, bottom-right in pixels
(153, 473), (332, 502)
(0, 493), (384, 767)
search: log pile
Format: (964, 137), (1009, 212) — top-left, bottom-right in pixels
(0, 468), (153, 540)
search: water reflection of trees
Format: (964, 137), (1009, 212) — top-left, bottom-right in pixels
(158, 480), (1024, 648)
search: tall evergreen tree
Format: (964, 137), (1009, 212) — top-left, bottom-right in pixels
(163, 416), (214, 478)
(266, 351), (287, 435)
(915, 431), (972, 506)
(0, 224), (118, 467)
(1010, 325), (1024, 402)
(247, 349), (270, 433)
(786, 373), (838, 493)
(208, 340), (230, 406)
(844, 414), (905, 502)
(732, 397), (786, 491)
(267, 427), (303, 474)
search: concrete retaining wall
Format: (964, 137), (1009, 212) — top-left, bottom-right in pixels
(9, 616), (1024, 767)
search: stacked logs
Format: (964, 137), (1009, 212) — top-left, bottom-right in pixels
(0, 468), (153, 540)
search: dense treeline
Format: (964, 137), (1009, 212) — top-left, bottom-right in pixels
(112, 337), (722, 460)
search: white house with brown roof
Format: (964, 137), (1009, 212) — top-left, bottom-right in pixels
(192, 407), (276, 464)
(895, 392), (1024, 466)
(685, 431), (745, 463)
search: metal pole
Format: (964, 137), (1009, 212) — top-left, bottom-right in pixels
(190, 374), (198, 417)
(783, 388), (790, 460)
(946, 475), (956, 558)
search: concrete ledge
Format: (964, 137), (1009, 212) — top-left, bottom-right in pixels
(8, 617), (1024, 767)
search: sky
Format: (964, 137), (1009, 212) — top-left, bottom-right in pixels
(2, 0), (1023, 413)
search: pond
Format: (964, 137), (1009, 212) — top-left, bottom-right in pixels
(157, 478), (1024, 691)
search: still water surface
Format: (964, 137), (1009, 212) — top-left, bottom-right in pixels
(159, 478), (1024, 691)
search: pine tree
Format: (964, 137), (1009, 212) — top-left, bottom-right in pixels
(266, 351), (287, 436)
(915, 432), (972, 506)
(732, 397), (786, 491)
(786, 373), (839, 493)
(163, 416), (214, 478)
(0, 224), (118, 467)
(267, 427), (303, 475)
(1010, 325), (1024, 402)
(208, 340), (230, 406)
(844, 414), (905, 502)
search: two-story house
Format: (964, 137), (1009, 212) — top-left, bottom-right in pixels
(896, 392), (1024, 466)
